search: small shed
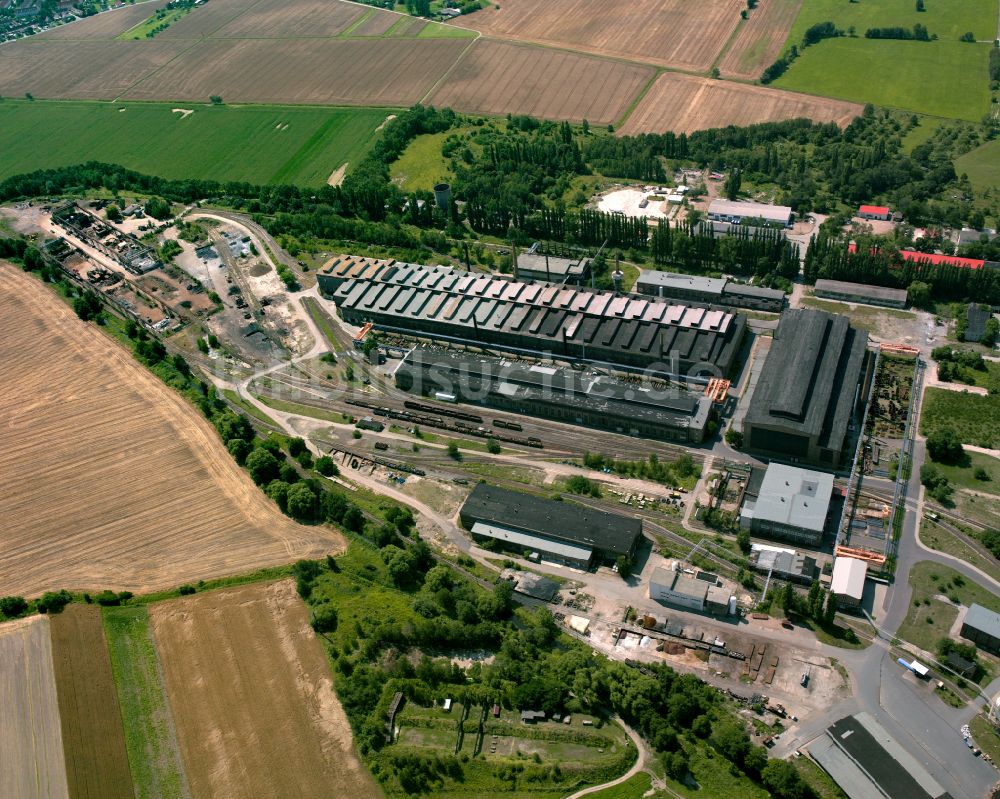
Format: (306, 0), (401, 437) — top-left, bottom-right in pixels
(521, 710), (546, 724)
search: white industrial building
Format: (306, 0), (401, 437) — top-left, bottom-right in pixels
(740, 463), (834, 547)
(830, 557), (868, 610)
(707, 199), (793, 227)
(649, 566), (708, 611)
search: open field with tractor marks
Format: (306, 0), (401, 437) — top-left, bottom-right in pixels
(0, 616), (69, 799)
(210, 0), (364, 38)
(0, 264), (345, 597)
(49, 605), (134, 799)
(123, 37), (471, 106)
(0, 39), (187, 100)
(0, 100), (390, 185)
(428, 38), (655, 125)
(717, 0), (803, 79)
(149, 580), (380, 799)
(453, 0), (745, 71)
(36, 0), (168, 39)
(619, 72), (862, 134)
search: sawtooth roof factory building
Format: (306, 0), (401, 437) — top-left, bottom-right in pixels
(744, 309), (872, 468)
(459, 483), (644, 569)
(394, 349), (715, 443)
(320, 256), (747, 378)
(635, 270), (786, 313)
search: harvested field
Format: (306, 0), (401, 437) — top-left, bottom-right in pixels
(0, 616), (69, 799)
(619, 73), (862, 134)
(124, 37), (470, 105)
(155, 0), (257, 38)
(717, 0), (803, 79)
(0, 39), (186, 100)
(49, 606), (134, 799)
(150, 580), (381, 799)
(211, 0), (364, 38)
(453, 0), (744, 71)
(349, 8), (401, 36)
(428, 38), (654, 125)
(0, 264), (345, 596)
(35, 0), (169, 39)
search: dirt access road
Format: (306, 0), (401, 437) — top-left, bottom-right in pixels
(149, 580), (381, 799)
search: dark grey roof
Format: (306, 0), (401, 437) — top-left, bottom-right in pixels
(745, 309), (868, 449)
(398, 350), (712, 431)
(964, 603), (1000, 639)
(461, 483), (642, 556)
(966, 304), (992, 343)
(826, 716), (947, 799)
(815, 279), (908, 303)
(724, 283), (785, 301)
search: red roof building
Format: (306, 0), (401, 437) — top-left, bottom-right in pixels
(899, 250), (984, 270)
(858, 205), (892, 221)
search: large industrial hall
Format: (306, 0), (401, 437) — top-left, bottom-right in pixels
(320, 255), (747, 377)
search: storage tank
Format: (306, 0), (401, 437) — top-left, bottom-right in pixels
(433, 182), (452, 210)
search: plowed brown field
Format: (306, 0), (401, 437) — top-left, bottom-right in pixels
(0, 264), (345, 596)
(49, 605), (133, 799)
(454, 0), (744, 71)
(149, 581), (380, 799)
(0, 39), (186, 100)
(211, 0), (364, 38)
(429, 38), (654, 125)
(347, 7), (400, 36)
(619, 73), (862, 134)
(35, 0), (169, 39)
(155, 0), (258, 38)
(0, 616), (69, 799)
(124, 37), (470, 105)
(717, 0), (804, 79)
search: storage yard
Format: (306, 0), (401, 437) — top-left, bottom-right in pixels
(0, 263), (344, 596)
(148, 581), (380, 799)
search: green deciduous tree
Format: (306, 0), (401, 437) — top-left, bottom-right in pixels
(246, 447), (280, 485)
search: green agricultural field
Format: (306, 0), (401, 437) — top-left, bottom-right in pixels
(921, 387), (1000, 449)
(783, 0), (997, 48)
(0, 100), (395, 186)
(775, 39), (991, 121)
(103, 606), (189, 799)
(956, 138), (1000, 191)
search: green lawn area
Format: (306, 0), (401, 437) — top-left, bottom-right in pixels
(390, 129), (456, 191)
(940, 359), (1000, 391)
(921, 387), (1000, 449)
(901, 115), (950, 153)
(971, 715), (1000, 762)
(254, 393), (350, 423)
(956, 138), (1000, 191)
(302, 296), (344, 351)
(663, 740), (768, 799)
(799, 295), (915, 334)
(898, 561), (1000, 651)
(934, 451), (1000, 496)
(953, 492), (1000, 528)
(586, 773), (653, 799)
(775, 39), (991, 121)
(221, 388), (280, 427)
(103, 607), (188, 799)
(116, 5), (191, 39)
(0, 100), (395, 186)
(919, 519), (1000, 584)
(417, 21), (477, 38)
(783, 0), (997, 48)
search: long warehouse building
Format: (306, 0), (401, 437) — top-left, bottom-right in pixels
(320, 256), (747, 377)
(744, 309), (872, 468)
(395, 349), (715, 442)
